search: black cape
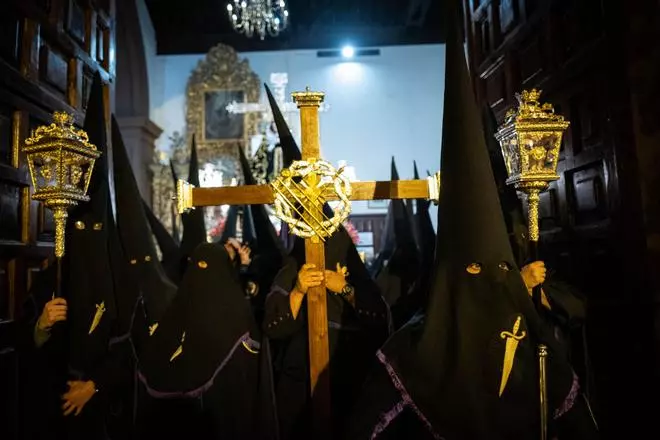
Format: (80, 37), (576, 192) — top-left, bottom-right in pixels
(138, 243), (278, 439)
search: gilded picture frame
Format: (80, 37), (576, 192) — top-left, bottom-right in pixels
(185, 44), (260, 164)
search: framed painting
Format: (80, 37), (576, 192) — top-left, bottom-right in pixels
(203, 89), (245, 141)
(185, 44), (261, 164)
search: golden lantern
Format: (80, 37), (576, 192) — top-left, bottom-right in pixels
(495, 89), (570, 242)
(23, 111), (100, 258)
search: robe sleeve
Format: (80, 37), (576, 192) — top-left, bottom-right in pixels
(543, 275), (587, 331)
(87, 340), (134, 398)
(263, 285), (305, 340)
(350, 270), (392, 337)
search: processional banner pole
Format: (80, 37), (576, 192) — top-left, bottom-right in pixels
(495, 89), (570, 440)
(23, 112), (100, 296)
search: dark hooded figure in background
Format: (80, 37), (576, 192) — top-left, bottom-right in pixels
(346, 3), (599, 439)
(137, 242), (278, 440)
(112, 116), (177, 332)
(264, 229), (389, 440)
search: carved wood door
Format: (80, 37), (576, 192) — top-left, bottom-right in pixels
(462, 0), (652, 437)
(0, 1), (115, 439)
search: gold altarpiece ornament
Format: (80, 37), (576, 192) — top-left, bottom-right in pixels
(151, 44), (263, 235)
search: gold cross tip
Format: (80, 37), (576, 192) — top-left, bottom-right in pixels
(291, 88), (325, 106)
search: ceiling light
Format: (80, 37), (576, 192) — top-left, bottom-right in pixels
(341, 46), (355, 58)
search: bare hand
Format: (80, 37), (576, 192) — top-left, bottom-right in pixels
(238, 244), (251, 266)
(224, 238), (238, 261)
(38, 297), (67, 331)
(325, 263), (348, 294)
(295, 264), (324, 294)
(61, 380), (96, 416)
(521, 261), (546, 291)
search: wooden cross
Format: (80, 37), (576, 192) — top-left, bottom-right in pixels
(176, 88), (440, 438)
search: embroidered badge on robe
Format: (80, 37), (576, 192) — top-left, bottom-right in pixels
(88, 301), (106, 335)
(170, 332), (186, 362)
(499, 315), (526, 396)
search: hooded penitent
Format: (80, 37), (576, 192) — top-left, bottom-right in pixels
(143, 199), (182, 285)
(112, 117), (176, 324)
(347, 4), (586, 438)
(179, 135), (207, 265)
(64, 72), (117, 379)
(138, 243), (278, 439)
(266, 229), (389, 439)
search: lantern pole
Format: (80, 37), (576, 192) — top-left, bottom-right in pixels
(23, 111), (100, 297)
(495, 89), (570, 440)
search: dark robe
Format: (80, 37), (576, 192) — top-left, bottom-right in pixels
(138, 243), (277, 440)
(264, 231), (389, 440)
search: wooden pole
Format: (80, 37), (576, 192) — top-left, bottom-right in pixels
(292, 88), (332, 439)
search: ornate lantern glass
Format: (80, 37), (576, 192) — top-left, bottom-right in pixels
(23, 111), (100, 257)
(495, 89), (570, 192)
(495, 90), (570, 242)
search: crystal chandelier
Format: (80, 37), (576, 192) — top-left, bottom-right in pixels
(226, 0), (289, 40)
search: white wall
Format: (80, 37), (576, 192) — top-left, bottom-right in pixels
(150, 44), (445, 217)
(136, 0), (164, 120)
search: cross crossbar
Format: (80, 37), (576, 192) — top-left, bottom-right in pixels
(176, 177), (439, 213)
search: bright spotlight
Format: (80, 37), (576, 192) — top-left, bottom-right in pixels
(341, 46), (355, 58)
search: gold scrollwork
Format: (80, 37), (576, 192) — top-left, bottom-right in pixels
(271, 160), (352, 240)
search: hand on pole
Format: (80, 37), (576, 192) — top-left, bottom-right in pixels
(37, 296), (67, 331)
(61, 380), (96, 416)
(325, 263), (348, 294)
(521, 261), (546, 292)
(295, 264), (324, 294)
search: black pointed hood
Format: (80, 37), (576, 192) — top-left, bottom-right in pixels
(483, 106), (529, 266)
(64, 71), (117, 373)
(112, 117), (176, 323)
(265, 83), (301, 165)
(143, 199), (182, 284)
(370, 6), (577, 438)
(390, 158), (417, 252)
(180, 135), (207, 260)
(169, 160), (181, 243)
(412, 160), (436, 264)
(220, 205), (239, 242)
(237, 145), (283, 255)
(374, 159), (400, 266)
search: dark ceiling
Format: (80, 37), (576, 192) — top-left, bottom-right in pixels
(145, 0), (444, 55)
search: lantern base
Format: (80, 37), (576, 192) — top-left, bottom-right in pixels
(506, 176), (557, 192)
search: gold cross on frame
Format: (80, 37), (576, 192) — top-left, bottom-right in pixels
(176, 87), (440, 439)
